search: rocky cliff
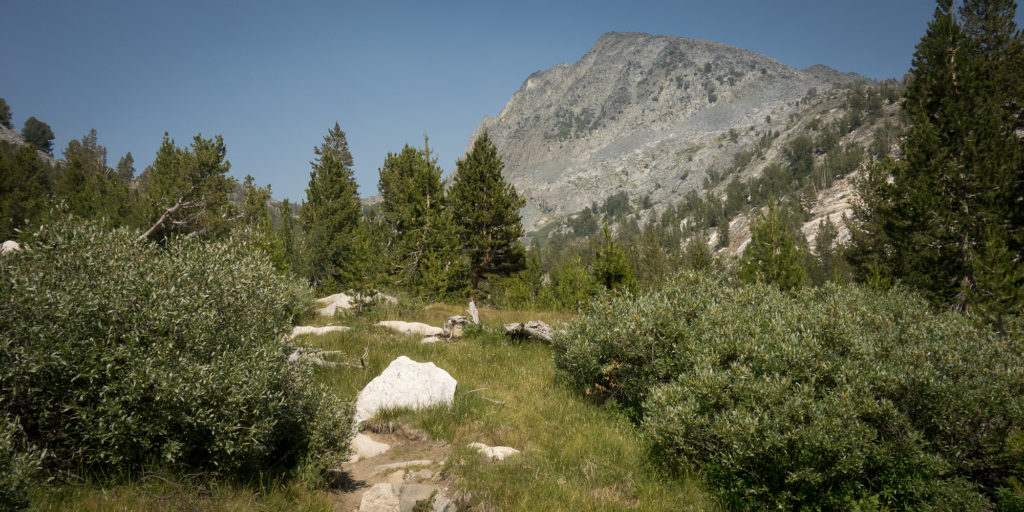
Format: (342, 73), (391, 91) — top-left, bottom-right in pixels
(470, 31), (872, 233)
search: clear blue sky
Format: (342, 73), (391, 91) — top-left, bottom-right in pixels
(4, 0), (1014, 202)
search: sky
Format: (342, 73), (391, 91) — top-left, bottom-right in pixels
(4, 0), (1017, 203)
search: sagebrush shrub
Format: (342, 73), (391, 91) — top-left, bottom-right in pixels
(555, 272), (1024, 510)
(0, 219), (352, 477)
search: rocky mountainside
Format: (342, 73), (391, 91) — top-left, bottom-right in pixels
(471, 31), (872, 233)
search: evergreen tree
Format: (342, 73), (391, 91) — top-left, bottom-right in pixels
(0, 98), (12, 129)
(683, 235), (715, 272)
(448, 132), (526, 297)
(116, 152), (135, 184)
(277, 197), (296, 270)
(21, 117), (54, 155)
(592, 223), (636, 294)
(377, 139), (464, 296)
(739, 204), (808, 291)
(0, 143), (51, 239)
(299, 123), (361, 293)
(848, 0), (1024, 317)
(51, 130), (134, 227)
(139, 133), (234, 241)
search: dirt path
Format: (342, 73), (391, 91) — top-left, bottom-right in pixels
(328, 425), (460, 511)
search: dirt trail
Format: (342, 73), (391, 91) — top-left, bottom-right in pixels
(328, 426), (459, 511)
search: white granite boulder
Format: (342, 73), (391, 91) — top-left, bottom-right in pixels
(286, 325), (350, 340)
(354, 356), (457, 425)
(376, 321), (444, 337)
(1, 240), (21, 256)
(468, 442), (521, 461)
(315, 292), (355, 316)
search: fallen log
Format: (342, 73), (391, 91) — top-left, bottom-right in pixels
(503, 321), (553, 343)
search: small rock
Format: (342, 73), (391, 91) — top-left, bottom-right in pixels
(1, 240), (21, 256)
(286, 325), (349, 340)
(348, 433), (391, 462)
(354, 356), (457, 425)
(360, 483), (399, 512)
(468, 442), (521, 461)
(404, 469), (434, 482)
(374, 459), (433, 474)
(376, 321), (444, 337)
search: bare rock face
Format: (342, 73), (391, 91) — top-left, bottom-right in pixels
(470, 31), (870, 232)
(354, 356), (457, 425)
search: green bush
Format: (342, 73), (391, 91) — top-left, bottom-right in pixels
(1, 415), (44, 511)
(0, 219), (352, 478)
(555, 272), (1024, 510)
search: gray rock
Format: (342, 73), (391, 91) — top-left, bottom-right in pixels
(398, 484), (455, 512)
(354, 356), (456, 425)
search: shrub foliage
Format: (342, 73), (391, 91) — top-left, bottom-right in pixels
(0, 219), (352, 478)
(554, 272), (1024, 509)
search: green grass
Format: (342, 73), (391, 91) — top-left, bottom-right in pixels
(31, 302), (718, 511)
(302, 304), (718, 511)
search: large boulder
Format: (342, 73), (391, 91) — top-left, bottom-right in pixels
(354, 356), (457, 425)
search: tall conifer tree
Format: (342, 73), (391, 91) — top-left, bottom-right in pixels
(848, 0), (1023, 322)
(448, 132), (526, 296)
(300, 123), (361, 293)
(377, 138), (463, 295)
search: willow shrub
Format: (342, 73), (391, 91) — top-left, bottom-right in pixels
(554, 272), (1024, 510)
(0, 219), (352, 480)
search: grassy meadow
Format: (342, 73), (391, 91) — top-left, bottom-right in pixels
(30, 300), (719, 511)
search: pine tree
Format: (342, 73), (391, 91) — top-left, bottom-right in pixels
(0, 98), (12, 129)
(592, 223), (636, 294)
(848, 0), (1023, 316)
(116, 152), (135, 184)
(0, 144), (51, 239)
(55, 130), (134, 225)
(138, 133), (234, 241)
(20, 117), (54, 155)
(448, 132), (526, 297)
(277, 197), (296, 270)
(377, 138), (464, 295)
(299, 123), (361, 293)
(739, 204), (808, 291)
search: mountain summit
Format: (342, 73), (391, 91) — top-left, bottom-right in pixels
(470, 32), (868, 232)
